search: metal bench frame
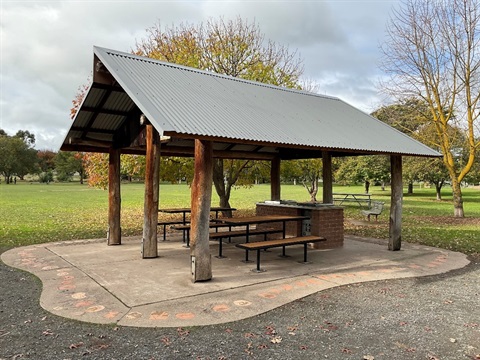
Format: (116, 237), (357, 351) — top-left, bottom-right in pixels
(236, 236), (326, 272)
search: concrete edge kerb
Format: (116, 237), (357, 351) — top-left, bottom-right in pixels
(1, 236), (470, 328)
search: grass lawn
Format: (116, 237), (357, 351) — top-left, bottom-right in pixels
(0, 181), (478, 255)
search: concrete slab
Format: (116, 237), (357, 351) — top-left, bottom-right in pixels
(1, 235), (469, 327)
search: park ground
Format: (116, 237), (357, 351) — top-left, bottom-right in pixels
(0, 181), (479, 359)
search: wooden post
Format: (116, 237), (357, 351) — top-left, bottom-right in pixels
(389, 155), (403, 251)
(107, 148), (121, 245)
(142, 124), (161, 258)
(190, 139), (213, 282)
(271, 157), (281, 201)
(322, 151), (333, 204)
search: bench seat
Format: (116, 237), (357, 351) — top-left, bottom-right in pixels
(361, 201), (385, 221)
(210, 227), (284, 258)
(236, 235), (326, 272)
(172, 223), (233, 244)
(157, 220), (187, 241)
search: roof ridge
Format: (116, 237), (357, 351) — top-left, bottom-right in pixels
(95, 46), (339, 101)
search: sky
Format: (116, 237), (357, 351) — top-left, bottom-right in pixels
(1, 0), (400, 150)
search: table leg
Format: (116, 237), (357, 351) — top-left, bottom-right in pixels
(252, 249), (265, 272)
(184, 229), (190, 248)
(216, 238), (226, 259)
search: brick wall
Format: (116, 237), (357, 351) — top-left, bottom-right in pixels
(256, 204), (344, 249)
(310, 207), (344, 249)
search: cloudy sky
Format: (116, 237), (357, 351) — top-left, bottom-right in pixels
(1, 0), (400, 150)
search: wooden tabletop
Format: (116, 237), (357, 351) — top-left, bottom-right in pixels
(212, 215), (307, 225)
(159, 207), (236, 213)
(333, 193), (371, 197)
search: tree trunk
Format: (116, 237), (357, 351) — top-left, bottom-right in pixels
(310, 177), (318, 202)
(365, 180), (370, 194)
(451, 179), (464, 217)
(434, 181), (443, 201)
(212, 159), (233, 217)
(407, 182), (413, 194)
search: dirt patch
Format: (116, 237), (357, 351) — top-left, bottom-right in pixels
(415, 216), (480, 226)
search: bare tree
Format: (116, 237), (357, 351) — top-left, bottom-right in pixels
(380, 0), (480, 217)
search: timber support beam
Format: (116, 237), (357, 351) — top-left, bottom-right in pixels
(107, 147), (121, 245)
(389, 155), (403, 251)
(322, 151), (333, 204)
(142, 123), (161, 258)
(271, 157), (281, 201)
(190, 139), (213, 282)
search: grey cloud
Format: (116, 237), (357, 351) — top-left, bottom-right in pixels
(1, 0), (396, 150)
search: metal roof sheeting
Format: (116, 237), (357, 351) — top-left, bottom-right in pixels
(63, 46), (441, 157)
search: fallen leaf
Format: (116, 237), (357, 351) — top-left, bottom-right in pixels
(244, 332), (256, 338)
(69, 342), (84, 349)
(42, 329), (54, 336)
(342, 348), (352, 354)
(427, 354), (439, 360)
(244, 342), (253, 356)
(257, 344), (268, 349)
(363, 356), (375, 360)
(300, 345), (308, 350)
(449, 338), (457, 343)
(176, 327), (189, 337)
(265, 325), (276, 335)
(270, 336), (282, 344)
(287, 324), (298, 332)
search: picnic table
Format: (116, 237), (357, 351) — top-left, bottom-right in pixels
(158, 207), (236, 241)
(211, 215), (308, 261)
(332, 193), (371, 208)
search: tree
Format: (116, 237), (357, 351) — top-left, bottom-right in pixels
(135, 17), (305, 212)
(55, 151), (84, 182)
(282, 159), (323, 202)
(380, 0), (480, 217)
(37, 150), (57, 173)
(14, 130), (35, 148)
(372, 98), (468, 198)
(121, 154), (146, 182)
(405, 157), (450, 200)
(83, 153), (109, 189)
(335, 156), (391, 192)
(0, 131), (38, 183)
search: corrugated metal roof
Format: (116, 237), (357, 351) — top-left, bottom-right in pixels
(61, 46), (441, 158)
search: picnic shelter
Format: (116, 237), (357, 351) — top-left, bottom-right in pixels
(60, 46), (441, 282)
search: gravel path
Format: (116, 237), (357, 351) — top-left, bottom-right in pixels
(1, 246), (479, 360)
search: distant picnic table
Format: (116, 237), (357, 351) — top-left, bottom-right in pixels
(332, 193), (371, 208)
